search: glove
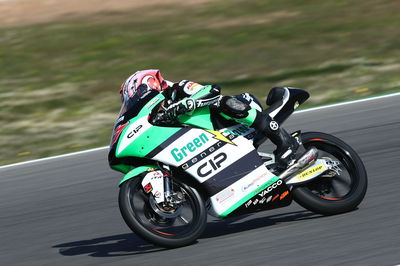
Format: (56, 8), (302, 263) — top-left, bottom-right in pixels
(166, 98), (196, 119)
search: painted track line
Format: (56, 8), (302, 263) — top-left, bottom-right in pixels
(0, 146), (108, 170)
(1, 91), (399, 170)
(296, 91), (400, 114)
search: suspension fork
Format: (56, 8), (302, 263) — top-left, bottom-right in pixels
(158, 163), (175, 202)
(164, 174), (172, 199)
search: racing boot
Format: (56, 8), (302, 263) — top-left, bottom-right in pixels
(253, 113), (299, 168)
(268, 126), (299, 167)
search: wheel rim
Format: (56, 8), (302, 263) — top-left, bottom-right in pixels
(126, 178), (201, 238)
(303, 139), (359, 201)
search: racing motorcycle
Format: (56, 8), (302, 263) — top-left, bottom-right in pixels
(108, 86), (367, 248)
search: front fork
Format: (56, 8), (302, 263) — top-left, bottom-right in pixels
(163, 174), (185, 205)
(141, 168), (184, 206)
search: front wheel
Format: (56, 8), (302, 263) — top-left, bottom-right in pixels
(119, 176), (207, 248)
(292, 132), (367, 215)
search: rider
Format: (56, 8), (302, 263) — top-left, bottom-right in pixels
(119, 69), (299, 167)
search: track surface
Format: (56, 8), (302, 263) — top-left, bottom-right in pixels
(1, 94), (400, 266)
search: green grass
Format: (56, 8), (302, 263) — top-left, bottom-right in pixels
(1, 0), (400, 165)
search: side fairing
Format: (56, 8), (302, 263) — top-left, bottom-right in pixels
(115, 113), (284, 217)
(149, 126), (281, 217)
(116, 116), (182, 158)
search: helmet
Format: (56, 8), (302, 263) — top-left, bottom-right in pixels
(119, 69), (168, 102)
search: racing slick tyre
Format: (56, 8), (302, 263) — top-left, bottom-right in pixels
(292, 132), (368, 215)
(119, 176), (207, 248)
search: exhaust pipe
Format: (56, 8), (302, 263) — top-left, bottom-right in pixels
(279, 147), (318, 181)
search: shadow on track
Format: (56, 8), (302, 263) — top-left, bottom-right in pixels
(53, 210), (320, 257)
(53, 234), (164, 257)
(201, 209), (320, 239)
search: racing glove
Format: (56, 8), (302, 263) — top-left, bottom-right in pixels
(165, 98), (196, 119)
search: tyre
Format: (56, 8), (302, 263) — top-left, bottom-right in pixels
(292, 132), (367, 215)
(119, 176), (207, 248)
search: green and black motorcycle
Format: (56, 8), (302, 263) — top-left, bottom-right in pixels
(108, 86), (367, 248)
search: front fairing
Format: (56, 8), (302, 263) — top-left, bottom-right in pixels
(110, 90), (162, 147)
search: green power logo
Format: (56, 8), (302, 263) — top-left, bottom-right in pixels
(171, 133), (209, 162)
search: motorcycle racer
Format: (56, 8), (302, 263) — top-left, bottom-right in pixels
(118, 69), (299, 167)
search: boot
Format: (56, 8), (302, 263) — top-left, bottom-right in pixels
(268, 126), (299, 167)
(252, 113), (299, 167)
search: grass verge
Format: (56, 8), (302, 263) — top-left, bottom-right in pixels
(1, 0), (400, 165)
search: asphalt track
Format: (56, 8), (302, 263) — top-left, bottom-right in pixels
(1, 94), (400, 266)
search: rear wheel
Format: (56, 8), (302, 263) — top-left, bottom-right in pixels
(292, 132), (367, 215)
(119, 176), (207, 248)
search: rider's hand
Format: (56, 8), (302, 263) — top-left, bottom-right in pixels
(152, 98), (196, 125)
(166, 98), (196, 118)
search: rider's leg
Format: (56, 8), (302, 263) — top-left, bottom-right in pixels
(218, 94), (299, 166)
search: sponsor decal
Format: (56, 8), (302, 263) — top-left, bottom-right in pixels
(197, 152), (227, 178)
(127, 125), (143, 138)
(171, 133), (209, 162)
(181, 141), (224, 170)
(154, 191), (162, 198)
(258, 179), (283, 196)
(241, 172), (269, 193)
(196, 96), (221, 108)
(245, 200), (252, 208)
(185, 98), (195, 111)
(224, 125), (250, 136)
(294, 101), (300, 110)
(150, 171), (163, 179)
(295, 164), (326, 181)
(143, 183), (153, 193)
(280, 191), (289, 200)
(146, 97), (160, 108)
(272, 194), (279, 202)
(269, 121), (279, 131)
(117, 116), (152, 154)
(206, 130), (236, 145)
(216, 188), (235, 204)
(183, 81), (203, 94)
(266, 195), (273, 203)
(244, 179), (284, 208)
(112, 121), (129, 145)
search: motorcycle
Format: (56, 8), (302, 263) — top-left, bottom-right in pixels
(108, 86), (367, 248)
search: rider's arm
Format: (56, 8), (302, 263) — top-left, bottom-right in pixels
(161, 80), (221, 120)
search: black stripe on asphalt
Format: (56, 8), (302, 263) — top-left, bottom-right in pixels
(201, 150), (263, 196)
(145, 128), (191, 158)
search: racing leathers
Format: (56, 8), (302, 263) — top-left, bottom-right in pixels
(160, 80), (299, 167)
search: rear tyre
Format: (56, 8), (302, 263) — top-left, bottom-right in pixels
(292, 132), (367, 215)
(119, 176), (207, 248)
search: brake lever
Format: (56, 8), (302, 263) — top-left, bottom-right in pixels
(152, 111), (174, 126)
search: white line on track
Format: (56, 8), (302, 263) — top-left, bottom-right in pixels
(296, 91), (400, 114)
(1, 91), (399, 170)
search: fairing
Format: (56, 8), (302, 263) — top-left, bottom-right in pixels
(109, 85), (308, 217)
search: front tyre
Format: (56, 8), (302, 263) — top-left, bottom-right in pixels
(119, 176), (207, 248)
(292, 132), (367, 215)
